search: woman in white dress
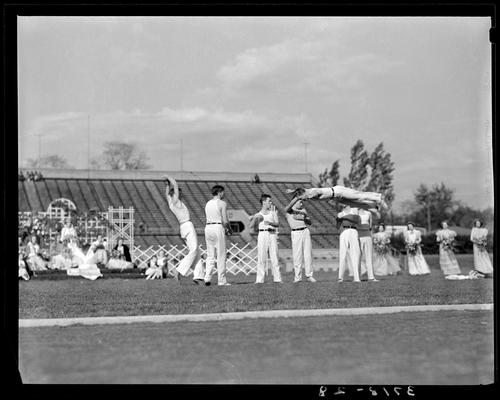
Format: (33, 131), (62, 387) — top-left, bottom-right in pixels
(19, 250), (31, 281)
(404, 223), (431, 275)
(91, 234), (108, 266)
(373, 224), (401, 276)
(470, 219), (493, 275)
(26, 235), (48, 271)
(436, 221), (461, 276)
(60, 219), (77, 243)
(67, 241), (103, 280)
(145, 255), (163, 280)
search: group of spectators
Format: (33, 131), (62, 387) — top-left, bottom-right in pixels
(19, 218), (136, 280)
(19, 170), (44, 181)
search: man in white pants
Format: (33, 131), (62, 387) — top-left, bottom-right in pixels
(164, 175), (205, 285)
(286, 186), (385, 215)
(284, 195), (316, 283)
(249, 194), (282, 284)
(355, 207), (378, 282)
(204, 185), (232, 286)
(336, 206), (362, 283)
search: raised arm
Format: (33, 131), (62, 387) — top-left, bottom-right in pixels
(265, 204), (279, 228)
(163, 175), (179, 203)
(284, 196), (301, 214)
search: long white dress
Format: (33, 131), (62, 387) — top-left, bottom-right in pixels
(436, 229), (461, 275)
(372, 232), (401, 276)
(404, 230), (431, 275)
(470, 227), (493, 274)
(67, 243), (103, 280)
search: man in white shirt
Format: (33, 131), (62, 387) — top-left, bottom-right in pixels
(249, 194), (282, 284)
(353, 208), (378, 282)
(336, 206), (362, 283)
(284, 195), (316, 283)
(204, 185), (232, 286)
(164, 175), (205, 284)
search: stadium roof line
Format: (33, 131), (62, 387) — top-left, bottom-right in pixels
(18, 168), (314, 183)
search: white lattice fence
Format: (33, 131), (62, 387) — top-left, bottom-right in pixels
(133, 242), (259, 276)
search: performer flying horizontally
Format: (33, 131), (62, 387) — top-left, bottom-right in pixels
(285, 185), (386, 213)
(164, 175), (205, 284)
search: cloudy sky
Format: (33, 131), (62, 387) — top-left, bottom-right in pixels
(18, 17), (493, 210)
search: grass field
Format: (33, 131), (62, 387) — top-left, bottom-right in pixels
(18, 310), (494, 384)
(18, 253), (494, 385)
(19, 255), (492, 319)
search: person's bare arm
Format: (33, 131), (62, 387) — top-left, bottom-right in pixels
(284, 196), (300, 214)
(264, 204), (279, 228)
(163, 175), (179, 203)
(220, 200), (233, 234)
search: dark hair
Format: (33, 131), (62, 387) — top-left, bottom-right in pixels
(440, 220), (448, 228)
(473, 219), (483, 227)
(378, 223), (385, 230)
(406, 222), (415, 228)
(212, 185), (225, 196)
(260, 194), (271, 204)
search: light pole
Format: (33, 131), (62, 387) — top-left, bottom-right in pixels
(180, 139), (184, 171)
(37, 133), (42, 168)
(87, 115), (90, 178)
(303, 142), (309, 172)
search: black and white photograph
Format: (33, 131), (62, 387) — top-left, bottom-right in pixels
(10, 9), (495, 387)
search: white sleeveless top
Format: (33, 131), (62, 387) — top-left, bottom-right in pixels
(205, 199), (222, 223)
(286, 212), (307, 229)
(167, 196), (190, 224)
(258, 210), (278, 230)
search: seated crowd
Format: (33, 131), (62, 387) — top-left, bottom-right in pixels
(19, 170), (44, 182)
(18, 219), (148, 280)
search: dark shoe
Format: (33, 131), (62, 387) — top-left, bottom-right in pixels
(205, 281), (211, 286)
(193, 279), (204, 285)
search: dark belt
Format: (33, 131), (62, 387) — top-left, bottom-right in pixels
(259, 229), (276, 232)
(342, 225), (357, 229)
(291, 227), (308, 231)
(206, 222), (222, 225)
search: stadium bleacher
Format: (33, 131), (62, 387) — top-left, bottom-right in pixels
(18, 169), (339, 249)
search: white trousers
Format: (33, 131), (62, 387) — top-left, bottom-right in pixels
(338, 228), (361, 281)
(359, 236), (375, 280)
(204, 224), (227, 285)
(291, 228), (313, 280)
(176, 221), (205, 280)
(256, 232), (282, 283)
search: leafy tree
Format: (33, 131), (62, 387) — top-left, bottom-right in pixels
(318, 160), (340, 187)
(414, 183), (455, 231)
(343, 140), (369, 190)
(26, 154), (74, 169)
(366, 142), (395, 212)
(93, 141), (150, 170)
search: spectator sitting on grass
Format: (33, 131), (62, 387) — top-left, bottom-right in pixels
(19, 250), (31, 281)
(113, 238), (131, 262)
(26, 235), (48, 271)
(145, 255), (163, 280)
(156, 249), (169, 278)
(106, 248), (134, 271)
(92, 234), (108, 267)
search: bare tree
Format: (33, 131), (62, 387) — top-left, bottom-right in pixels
(26, 154), (74, 169)
(95, 141), (151, 170)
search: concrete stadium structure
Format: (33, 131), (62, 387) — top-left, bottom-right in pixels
(19, 168), (341, 270)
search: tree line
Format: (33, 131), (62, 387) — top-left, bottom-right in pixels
(25, 139), (491, 231)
